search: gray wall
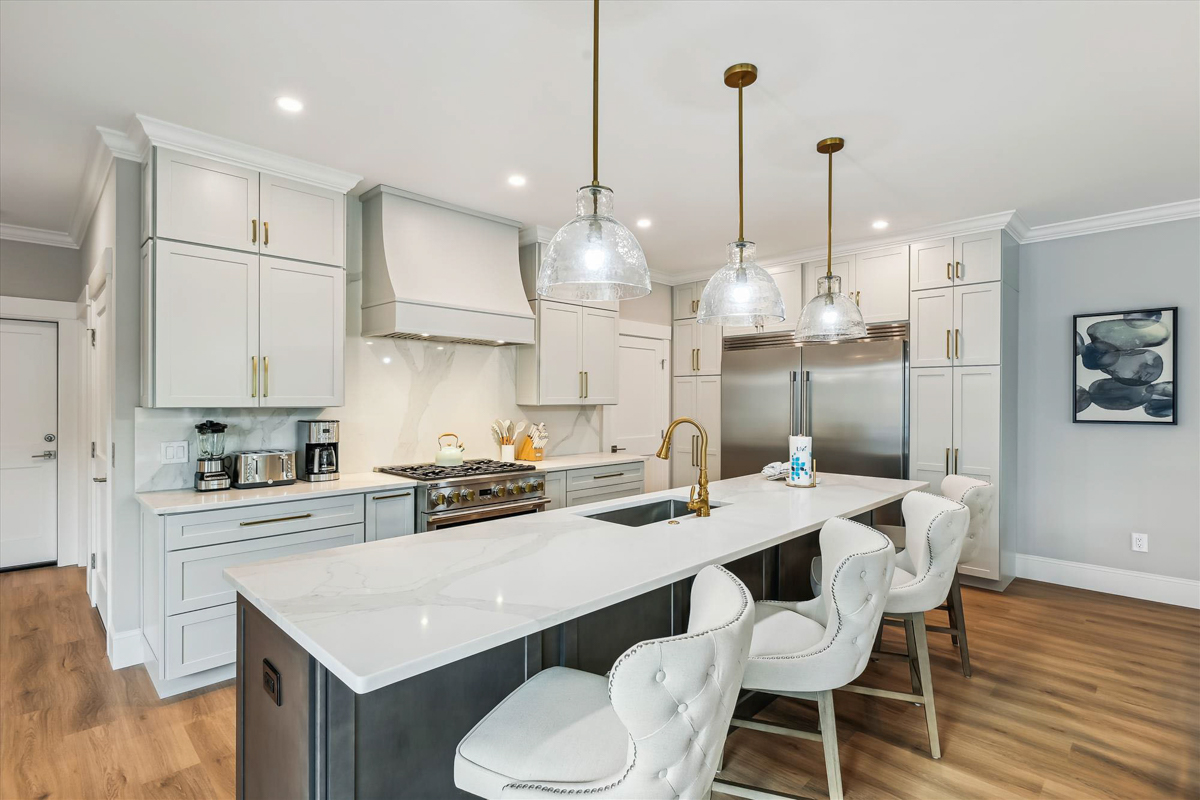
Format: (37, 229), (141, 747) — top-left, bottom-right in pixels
(1017, 218), (1199, 581)
(0, 238), (82, 301)
(619, 281), (673, 325)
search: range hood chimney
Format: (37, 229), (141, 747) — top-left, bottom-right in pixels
(360, 185), (535, 345)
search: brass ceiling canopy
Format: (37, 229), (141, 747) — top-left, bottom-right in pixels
(723, 63), (758, 89)
(816, 137), (845, 155)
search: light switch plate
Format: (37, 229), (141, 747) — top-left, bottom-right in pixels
(160, 441), (189, 464)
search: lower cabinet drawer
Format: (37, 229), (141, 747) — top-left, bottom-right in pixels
(566, 481), (644, 508)
(565, 461), (645, 492)
(165, 494), (365, 551)
(165, 603), (236, 680)
(166, 523), (364, 615)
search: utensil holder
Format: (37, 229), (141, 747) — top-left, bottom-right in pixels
(515, 437), (544, 461)
(500, 444), (515, 462)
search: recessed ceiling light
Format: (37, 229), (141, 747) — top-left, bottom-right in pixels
(420, 333), (430, 338)
(636, 219), (652, 229)
(872, 220), (889, 230)
(382, 356), (392, 364)
(276, 96), (304, 113)
(495, 340), (506, 345)
(507, 175), (526, 187)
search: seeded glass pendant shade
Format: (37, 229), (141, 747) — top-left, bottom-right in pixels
(538, 0), (650, 302)
(796, 137), (867, 342)
(697, 63), (784, 327)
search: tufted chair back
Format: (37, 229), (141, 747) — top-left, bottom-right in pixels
(742, 518), (895, 693)
(603, 565), (754, 800)
(886, 491), (970, 614)
(940, 475), (995, 564)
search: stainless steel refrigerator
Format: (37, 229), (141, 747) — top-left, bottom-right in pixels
(721, 328), (909, 524)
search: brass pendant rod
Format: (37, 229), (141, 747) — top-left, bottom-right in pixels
(826, 148), (833, 278)
(591, 0), (600, 188)
(738, 80), (745, 243)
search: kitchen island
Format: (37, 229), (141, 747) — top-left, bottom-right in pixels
(225, 472), (926, 799)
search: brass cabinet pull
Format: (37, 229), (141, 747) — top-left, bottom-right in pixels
(263, 221), (269, 246)
(945, 447), (950, 474)
(947, 262), (952, 280)
(945, 330), (951, 360)
(372, 492), (412, 501)
(584, 371), (589, 398)
(251, 219), (258, 244)
(264, 356), (269, 397)
(240, 512), (312, 527)
(955, 261), (962, 279)
(592, 472), (626, 480)
(579, 371), (584, 398)
(954, 447), (959, 474)
(954, 329), (960, 359)
(93, 476), (107, 483)
(855, 290), (861, 305)
(251, 356), (258, 397)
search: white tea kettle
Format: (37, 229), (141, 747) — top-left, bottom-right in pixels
(435, 433), (465, 467)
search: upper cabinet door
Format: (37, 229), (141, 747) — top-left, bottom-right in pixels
(538, 300), (585, 405)
(153, 241), (259, 407)
(672, 318), (696, 377)
(695, 319), (723, 375)
(723, 263), (803, 337)
(580, 307), (619, 405)
(259, 258), (345, 408)
(953, 283), (1002, 366)
(259, 173), (346, 267)
(155, 149), (259, 253)
(800, 255), (854, 308)
(673, 283), (698, 320)
(910, 287), (954, 368)
(953, 231), (1001, 285)
(909, 367), (953, 494)
(909, 238), (954, 291)
(853, 245), (909, 324)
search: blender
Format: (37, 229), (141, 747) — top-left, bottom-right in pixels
(194, 420), (232, 492)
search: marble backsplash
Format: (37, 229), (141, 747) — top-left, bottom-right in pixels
(134, 279), (601, 492)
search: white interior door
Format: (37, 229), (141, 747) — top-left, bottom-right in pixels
(88, 281), (113, 630)
(0, 319), (59, 568)
(612, 335), (668, 491)
(259, 257), (345, 407)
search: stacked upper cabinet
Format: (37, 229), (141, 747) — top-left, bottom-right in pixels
(671, 281), (722, 485)
(141, 148), (354, 408)
(798, 245), (910, 325)
(908, 230), (1019, 586)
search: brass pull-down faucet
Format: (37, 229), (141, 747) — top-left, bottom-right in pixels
(656, 417), (711, 517)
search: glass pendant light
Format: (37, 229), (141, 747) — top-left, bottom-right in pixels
(795, 137), (867, 342)
(696, 64), (785, 328)
(537, 0), (650, 303)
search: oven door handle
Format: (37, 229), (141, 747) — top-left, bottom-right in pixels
(426, 497), (551, 526)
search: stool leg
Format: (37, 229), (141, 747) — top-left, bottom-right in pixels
(949, 574), (972, 677)
(903, 615), (921, 694)
(817, 689), (844, 800)
(911, 613), (941, 759)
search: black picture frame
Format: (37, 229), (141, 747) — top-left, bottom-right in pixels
(1072, 306), (1177, 425)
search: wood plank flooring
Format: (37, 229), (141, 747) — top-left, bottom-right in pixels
(2, 566), (1198, 799)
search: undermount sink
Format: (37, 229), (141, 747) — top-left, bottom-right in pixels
(582, 498), (723, 528)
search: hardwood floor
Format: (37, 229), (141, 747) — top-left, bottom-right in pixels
(2, 567), (1197, 799)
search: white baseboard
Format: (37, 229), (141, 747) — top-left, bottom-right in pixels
(108, 628), (145, 669)
(1015, 554), (1200, 609)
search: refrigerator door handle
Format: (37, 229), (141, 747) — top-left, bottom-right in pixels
(804, 371), (813, 438)
(789, 371), (799, 437)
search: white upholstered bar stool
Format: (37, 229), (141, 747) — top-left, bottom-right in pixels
(930, 475), (995, 677)
(830, 491), (970, 760)
(712, 518), (896, 800)
(454, 565), (754, 800)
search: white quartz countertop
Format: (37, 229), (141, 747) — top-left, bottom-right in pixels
(135, 472), (421, 515)
(224, 472), (926, 694)
(525, 452), (649, 472)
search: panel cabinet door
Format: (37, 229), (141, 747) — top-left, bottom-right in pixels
(259, 257), (345, 407)
(259, 173), (346, 267)
(800, 255), (853, 308)
(953, 231), (1002, 286)
(671, 377), (696, 488)
(723, 263), (803, 336)
(909, 288), (954, 368)
(910, 238), (954, 291)
(537, 301), (584, 405)
(581, 307), (619, 404)
(672, 319), (697, 376)
(673, 283), (698, 320)
(909, 368), (953, 493)
(953, 283), (1001, 366)
(155, 148), (259, 253)
(953, 366), (1001, 578)
(544, 471), (567, 510)
(695, 319), (723, 375)
(853, 245), (909, 324)
(365, 488), (416, 541)
(696, 374), (722, 480)
(154, 240), (259, 407)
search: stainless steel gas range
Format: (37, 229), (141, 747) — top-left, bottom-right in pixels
(374, 459), (549, 532)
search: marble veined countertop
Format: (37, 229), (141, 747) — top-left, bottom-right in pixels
(224, 472), (926, 693)
(526, 452), (649, 471)
(135, 472), (421, 515)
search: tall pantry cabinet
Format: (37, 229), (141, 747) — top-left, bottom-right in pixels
(907, 229), (1019, 587)
(671, 281), (721, 486)
(140, 146), (357, 408)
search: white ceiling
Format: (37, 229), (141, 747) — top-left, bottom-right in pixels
(1, 0), (1197, 275)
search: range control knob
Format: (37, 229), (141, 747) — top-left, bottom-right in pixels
(494, 484), (507, 497)
(517, 483), (529, 494)
(463, 489), (476, 502)
(447, 490), (461, 504)
(507, 483), (520, 495)
(534, 479), (545, 491)
(432, 492), (447, 506)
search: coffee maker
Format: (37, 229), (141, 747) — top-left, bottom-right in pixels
(299, 420), (339, 482)
(194, 420), (232, 492)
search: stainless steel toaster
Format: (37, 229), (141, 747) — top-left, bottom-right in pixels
(231, 450), (297, 489)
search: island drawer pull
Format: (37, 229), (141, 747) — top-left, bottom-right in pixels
(239, 512), (313, 527)
(592, 472), (625, 480)
(372, 492), (411, 501)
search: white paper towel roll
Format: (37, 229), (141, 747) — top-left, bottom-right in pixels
(788, 435), (814, 486)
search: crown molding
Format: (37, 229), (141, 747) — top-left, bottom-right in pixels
(1018, 199), (1199, 244)
(0, 224), (77, 249)
(135, 114), (363, 193)
(518, 225), (558, 246)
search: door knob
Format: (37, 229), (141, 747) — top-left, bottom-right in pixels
(32, 451), (56, 460)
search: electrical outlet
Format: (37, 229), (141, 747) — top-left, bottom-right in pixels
(160, 441), (189, 464)
(1131, 532), (1149, 553)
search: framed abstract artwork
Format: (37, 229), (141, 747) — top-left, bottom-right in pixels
(1073, 307), (1177, 424)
